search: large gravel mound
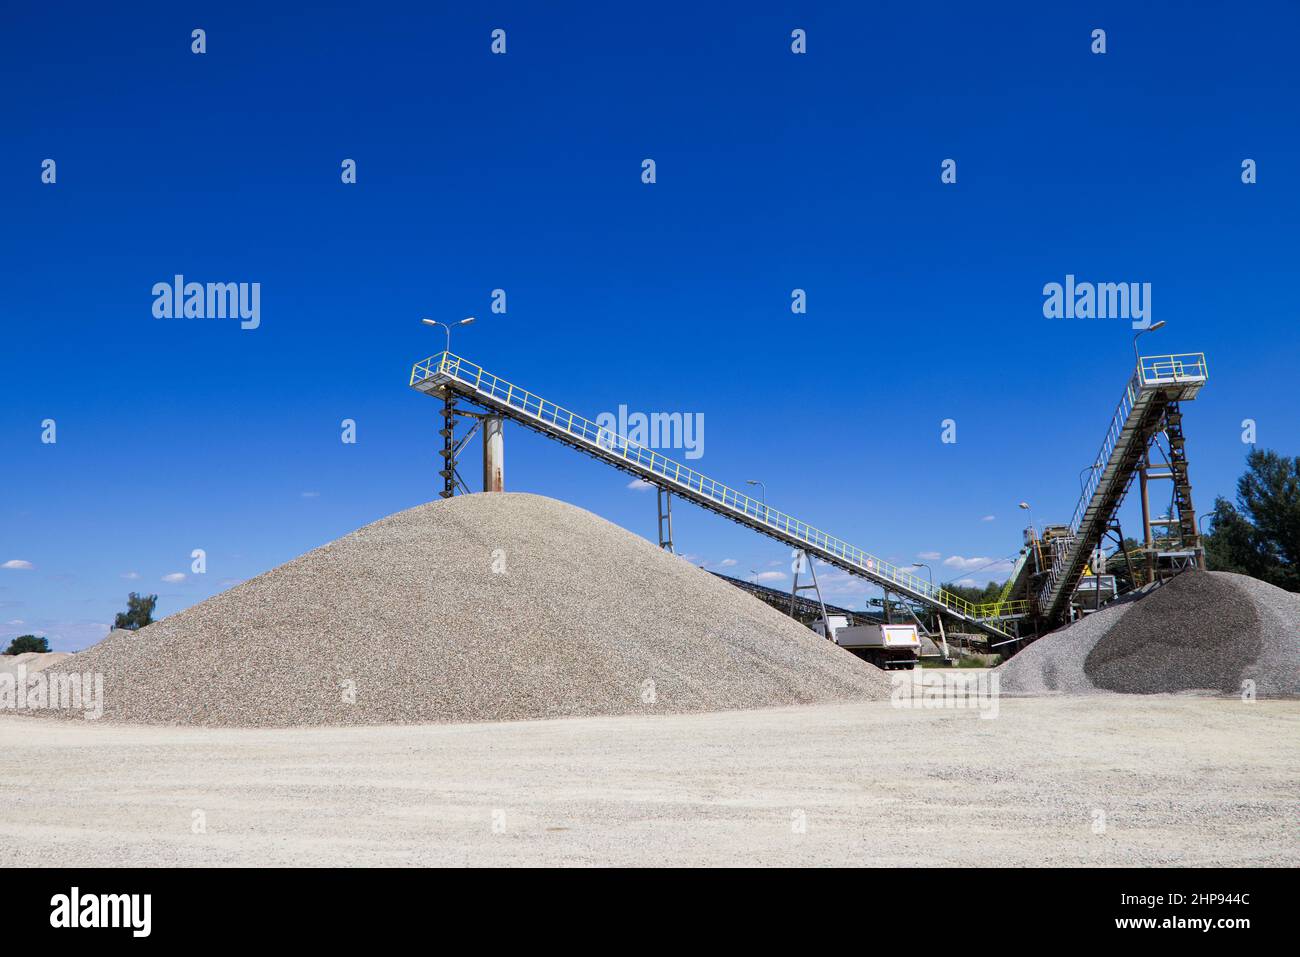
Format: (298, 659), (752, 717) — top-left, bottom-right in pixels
(999, 571), (1299, 696)
(36, 493), (888, 727)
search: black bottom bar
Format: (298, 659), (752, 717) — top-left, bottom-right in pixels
(0, 867), (1282, 943)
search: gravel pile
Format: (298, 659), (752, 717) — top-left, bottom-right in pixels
(1087, 571), (1300, 695)
(34, 493), (889, 727)
(999, 571), (1300, 696)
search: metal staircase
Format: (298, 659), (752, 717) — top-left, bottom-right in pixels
(1035, 354), (1208, 622)
(411, 352), (1027, 639)
(991, 546), (1033, 615)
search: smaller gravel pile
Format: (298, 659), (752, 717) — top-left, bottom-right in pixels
(999, 571), (1300, 696)
(0, 652), (71, 677)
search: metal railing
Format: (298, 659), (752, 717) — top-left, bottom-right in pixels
(412, 352), (1025, 626)
(1140, 353), (1208, 386)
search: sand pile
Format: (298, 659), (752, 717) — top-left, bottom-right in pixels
(999, 571), (1300, 696)
(35, 493), (888, 727)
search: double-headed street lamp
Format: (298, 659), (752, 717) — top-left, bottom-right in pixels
(421, 316), (476, 352)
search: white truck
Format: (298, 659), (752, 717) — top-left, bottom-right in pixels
(812, 615), (921, 670)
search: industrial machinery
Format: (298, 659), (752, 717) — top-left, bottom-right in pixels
(811, 616), (921, 669)
(410, 349), (1208, 648)
(979, 353), (1209, 643)
(1028, 353), (1208, 625)
(1071, 575), (1118, 615)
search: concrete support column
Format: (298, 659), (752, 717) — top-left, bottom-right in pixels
(483, 416), (504, 492)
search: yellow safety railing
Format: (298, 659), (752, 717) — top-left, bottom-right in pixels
(412, 351), (1022, 626)
(1139, 353), (1208, 386)
(972, 598), (1031, 619)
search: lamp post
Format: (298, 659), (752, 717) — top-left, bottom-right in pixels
(1132, 319), (1168, 368)
(746, 480), (768, 522)
(1078, 462), (1100, 496)
(1197, 513), (1213, 571)
(422, 316), (482, 497)
(911, 562), (933, 587)
(1018, 501), (1035, 536)
(1020, 501), (1041, 573)
(421, 316), (476, 353)
(912, 562), (945, 658)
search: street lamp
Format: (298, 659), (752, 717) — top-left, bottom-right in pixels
(746, 480), (768, 521)
(1020, 501), (1041, 573)
(1018, 501), (1035, 537)
(421, 316), (476, 353)
(1132, 319), (1167, 367)
(912, 562), (933, 589)
(1078, 462), (1100, 495)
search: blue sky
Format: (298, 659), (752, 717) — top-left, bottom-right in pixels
(2, 2), (1297, 650)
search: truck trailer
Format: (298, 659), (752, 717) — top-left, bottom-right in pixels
(811, 615), (921, 670)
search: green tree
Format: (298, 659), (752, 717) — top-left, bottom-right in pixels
(1204, 449), (1300, 592)
(4, 634), (50, 655)
(940, 580), (1004, 605)
(113, 592), (158, 631)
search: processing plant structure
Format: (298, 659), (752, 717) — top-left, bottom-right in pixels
(410, 349), (1210, 655)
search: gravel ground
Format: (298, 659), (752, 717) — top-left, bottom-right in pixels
(2, 695), (1295, 867)
(999, 572), (1300, 697)
(32, 493), (887, 727)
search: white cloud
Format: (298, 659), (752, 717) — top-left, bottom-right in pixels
(121, 571), (141, 580)
(943, 555), (1014, 574)
(980, 515), (996, 522)
(916, 551), (941, 561)
(161, 572), (187, 583)
(754, 571), (786, 583)
(5, 619), (24, 626)
(954, 578), (978, 588)
(942, 555), (992, 571)
(626, 479), (654, 492)
(807, 567), (863, 600)
(301, 491), (321, 498)
(1, 560), (33, 570)
(718, 558), (738, 567)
